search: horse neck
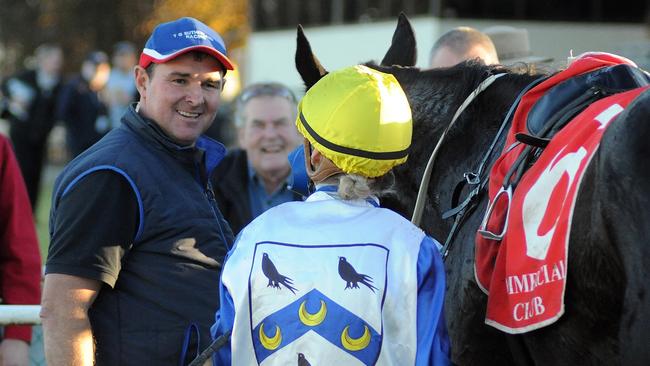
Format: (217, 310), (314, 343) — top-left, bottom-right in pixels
(398, 65), (539, 239)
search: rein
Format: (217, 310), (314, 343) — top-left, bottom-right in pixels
(410, 73), (506, 227)
(187, 330), (232, 366)
(410, 72), (548, 261)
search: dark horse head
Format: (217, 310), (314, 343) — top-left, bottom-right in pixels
(296, 14), (650, 365)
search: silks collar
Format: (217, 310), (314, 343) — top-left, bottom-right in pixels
(313, 185), (379, 207)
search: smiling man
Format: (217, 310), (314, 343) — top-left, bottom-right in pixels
(41, 17), (235, 365)
(211, 82), (303, 234)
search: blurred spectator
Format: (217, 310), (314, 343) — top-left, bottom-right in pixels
(210, 82), (303, 234)
(0, 43), (63, 209)
(105, 41), (137, 129)
(483, 26), (553, 66)
(56, 51), (111, 158)
(429, 26), (499, 68)
(203, 102), (236, 147)
(0, 134), (42, 366)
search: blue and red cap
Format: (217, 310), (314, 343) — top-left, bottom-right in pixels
(139, 17), (234, 72)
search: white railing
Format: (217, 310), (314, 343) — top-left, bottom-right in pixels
(0, 305), (41, 325)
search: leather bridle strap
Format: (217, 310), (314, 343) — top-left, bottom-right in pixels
(411, 73), (507, 227)
(443, 75), (549, 220)
(439, 75), (549, 259)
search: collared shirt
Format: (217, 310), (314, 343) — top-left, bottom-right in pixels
(247, 164), (295, 218)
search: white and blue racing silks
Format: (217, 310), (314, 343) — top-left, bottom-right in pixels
(211, 190), (450, 365)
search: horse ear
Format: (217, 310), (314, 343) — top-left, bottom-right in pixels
(380, 13), (417, 67)
(295, 25), (328, 90)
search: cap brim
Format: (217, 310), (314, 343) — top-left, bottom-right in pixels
(140, 45), (234, 71)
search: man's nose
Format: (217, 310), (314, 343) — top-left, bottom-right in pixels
(262, 123), (279, 138)
(185, 83), (204, 105)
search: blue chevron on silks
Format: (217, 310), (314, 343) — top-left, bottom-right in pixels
(247, 241), (389, 365)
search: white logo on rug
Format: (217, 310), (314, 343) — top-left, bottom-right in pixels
(595, 104), (624, 130)
(522, 147), (587, 260)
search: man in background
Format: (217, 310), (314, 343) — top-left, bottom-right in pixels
(56, 51), (111, 158)
(1, 44), (63, 209)
(483, 25), (553, 67)
(104, 41), (138, 130)
(429, 26), (499, 68)
(211, 82), (303, 234)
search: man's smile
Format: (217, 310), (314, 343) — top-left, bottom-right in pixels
(177, 109), (202, 118)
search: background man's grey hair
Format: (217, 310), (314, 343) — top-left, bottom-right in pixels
(429, 26), (499, 67)
(233, 82), (298, 128)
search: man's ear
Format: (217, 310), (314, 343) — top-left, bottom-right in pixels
(134, 66), (149, 97)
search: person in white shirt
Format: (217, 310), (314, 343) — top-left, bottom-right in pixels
(212, 65), (451, 366)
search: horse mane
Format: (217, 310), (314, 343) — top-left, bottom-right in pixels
(365, 59), (539, 136)
(363, 59), (543, 222)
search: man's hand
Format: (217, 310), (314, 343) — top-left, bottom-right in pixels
(0, 338), (30, 366)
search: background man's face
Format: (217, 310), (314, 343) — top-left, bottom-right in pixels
(238, 95), (301, 178)
(114, 52), (137, 73)
(430, 45), (498, 68)
(40, 49), (63, 75)
(135, 53), (224, 145)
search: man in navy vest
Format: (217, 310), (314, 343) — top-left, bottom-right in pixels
(41, 17), (235, 365)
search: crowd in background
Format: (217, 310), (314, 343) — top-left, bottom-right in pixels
(0, 20), (554, 366)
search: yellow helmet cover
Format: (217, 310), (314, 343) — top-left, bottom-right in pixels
(296, 65), (412, 178)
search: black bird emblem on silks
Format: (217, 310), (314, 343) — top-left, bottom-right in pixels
(338, 257), (378, 292)
(298, 352), (311, 366)
(262, 253), (297, 294)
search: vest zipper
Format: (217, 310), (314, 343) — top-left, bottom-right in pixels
(205, 184), (232, 250)
(196, 160), (232, 251)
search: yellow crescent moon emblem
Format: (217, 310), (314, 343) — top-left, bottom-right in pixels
(259, 323), (282, 350)
(341, 324), (371, 351)
(298, 300), (327, 326)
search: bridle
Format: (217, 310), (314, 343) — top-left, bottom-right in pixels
(410, 72), (547, 261)
(410, 72), (506, 227)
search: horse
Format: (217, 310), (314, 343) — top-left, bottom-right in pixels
(295, 14), (650, 365)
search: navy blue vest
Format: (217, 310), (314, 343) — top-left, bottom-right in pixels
(50, 107), (234, 364)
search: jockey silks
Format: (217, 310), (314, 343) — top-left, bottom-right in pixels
(212, 190), (450, 365)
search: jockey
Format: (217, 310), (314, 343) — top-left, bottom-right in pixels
(211, 65), (451, 365)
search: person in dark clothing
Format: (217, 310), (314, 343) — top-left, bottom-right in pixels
(0, 43), (63, 209)
(56, 50), (111, 158)
(41, 17), (236, 365)
(0, 135), (42, 366)
(211, 82), (303, 234)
